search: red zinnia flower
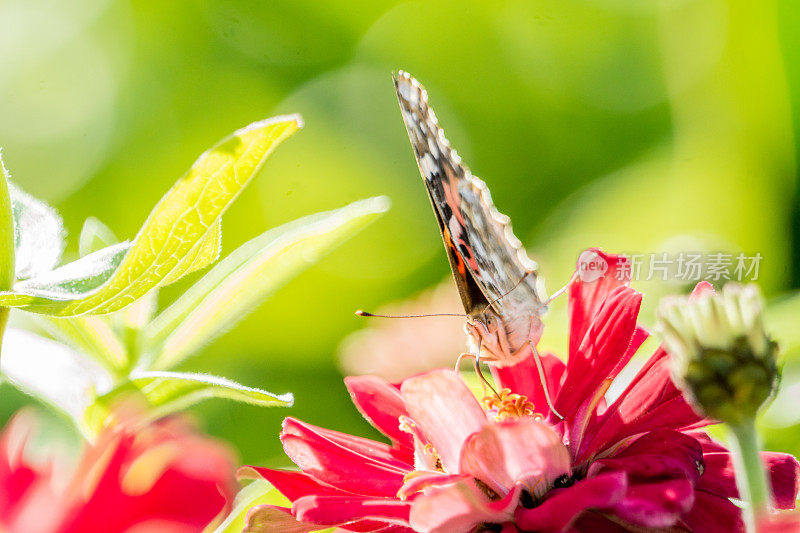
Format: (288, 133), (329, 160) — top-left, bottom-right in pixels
(0, 409), (237, 533)
(243, 250), (800, 532)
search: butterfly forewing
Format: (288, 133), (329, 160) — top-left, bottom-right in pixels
(394, 71), (546, 353)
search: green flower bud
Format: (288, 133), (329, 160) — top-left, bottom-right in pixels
(656, 283), (778, 425)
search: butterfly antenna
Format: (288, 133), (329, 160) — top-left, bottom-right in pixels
(485, 270), (532, 314)
(355, 310), (466, 319)
(527, 340), (564, 420)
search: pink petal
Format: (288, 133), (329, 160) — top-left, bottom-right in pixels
(490, 351), (565, 421)
(243, 505), (320, 533)
(578, 347), (705, 462)
(679, 491), (744, 533)
(293, 495), (410, 527)
(397, 471), (469, 500)
(400, 370), (487, 472)
(459, 419), (570, 497)
(514, 472), (628, 532)
(568, 250), (631, 359)
(344, 376), (413, 453)
(691, 281), (715, 298)
(409, 478), (521, 533)
(280, 418), (407, 497)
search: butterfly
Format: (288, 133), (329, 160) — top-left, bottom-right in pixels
(394, 71), (548, 366)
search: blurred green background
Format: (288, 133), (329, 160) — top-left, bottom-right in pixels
(2, 0), (800, 465)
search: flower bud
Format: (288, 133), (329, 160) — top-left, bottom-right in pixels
(656, 283), (778, 425)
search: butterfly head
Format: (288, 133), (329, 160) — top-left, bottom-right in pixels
(465, 304), (544, 367)
(465, 306), (511, 362)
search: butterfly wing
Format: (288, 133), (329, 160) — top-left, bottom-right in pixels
(394, 71), (547, 352)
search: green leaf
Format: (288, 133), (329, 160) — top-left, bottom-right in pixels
(0, 115), (303, 316)
(6, 242), (132, 301)
(160, 220), (222, 285)
(84, 371), (293, 431)
(79, 216), (118, 257)
(144, 196), (390, 370)
(0, 155), (16, 289)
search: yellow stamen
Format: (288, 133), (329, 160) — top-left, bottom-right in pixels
(482, 388), (539, 420)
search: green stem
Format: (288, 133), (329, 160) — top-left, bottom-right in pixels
(0, 308), (8, 357)
(0, 155), (16, 356)
(729, 420), (771, 532)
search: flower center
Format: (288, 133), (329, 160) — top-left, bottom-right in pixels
(482, 388), (539, 420)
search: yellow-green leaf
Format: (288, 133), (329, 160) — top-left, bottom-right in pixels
(144, 196), (390, 370)
(83, 370), (293, 433)
(0, 115), (302, 316)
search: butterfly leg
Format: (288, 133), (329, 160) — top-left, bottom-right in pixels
(535, 271), (579, 313)
(527, 340), (564, 420)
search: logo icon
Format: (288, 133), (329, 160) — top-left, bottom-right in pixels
(578, 250), (608, 282)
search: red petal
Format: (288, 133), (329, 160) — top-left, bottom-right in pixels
(765, 452), (800, 509)
(400, 370), (487, 472)
(459, 419), (570, 497)
(584, 431), (702, 528)
(0, 411), (54, 522)
(570, 511), (635, 532)
(568, 250), (631, 360)
(280, 419), (407, 497)
(588, 430), (704, 485)
(293, 495), (410, 527)
(62, 417), (237, 533)
(514, 472), (628, 532)
(610, 479), (695, 528)
(339, 521), (416, 532)
(557, 286), (643, 446)
(679, 491), (744, 533)
(578, 347), (706, 462)
(699, 450), (800, 509)
(239, 467), (351, 502)
(283, 418), (412, 470)
(344, 376), (413, 453)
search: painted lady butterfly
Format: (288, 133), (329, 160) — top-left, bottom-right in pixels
(394, 71), (548, 366)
